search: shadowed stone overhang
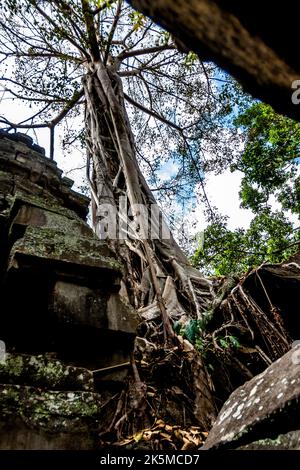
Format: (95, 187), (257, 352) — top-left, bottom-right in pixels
(128, 0), (300, 121)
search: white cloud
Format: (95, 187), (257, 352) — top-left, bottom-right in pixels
(195, 170), (253, 231)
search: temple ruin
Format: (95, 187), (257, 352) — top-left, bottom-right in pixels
(0, 130), (137, 449)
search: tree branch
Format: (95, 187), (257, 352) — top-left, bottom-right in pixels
(50, 126), (55, 160)
(104, 0), (122, 65)
(118, 69), (142, 77)
(0, 77), (62, 100)
(81, 0), (101, 61)
(1, 84), (65, 103)
(180, 132), (214, 218)
(1, 51), (81, 62)
(272, 240), (300, 254)
(30, 0), (89, 59)
(123, 92), (183, 132)
(90, 0), (117, 15)
(51, 0), (87, 46)
(0, 117), (48, 130)
(0, 18), (61, 57)
(50, 89), (84, 126)
(0, 89), (84, 130)
(118, 44), (176, 61)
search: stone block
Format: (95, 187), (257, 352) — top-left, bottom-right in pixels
(9, 226), (123, 278)
(0, 384), (104, 449)
(107, 293), (138, 334)
(203, 344), (300, 450)
(52, 281), (108, 329)
(0, 354), (94, 391)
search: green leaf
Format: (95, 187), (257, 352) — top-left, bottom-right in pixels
(184, 319), (199, 344)
(228, 336), (240, 349)
(219, 338), (229, 349)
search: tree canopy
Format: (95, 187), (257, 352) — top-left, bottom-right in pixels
(193, 103), (300, 275)
(0, 0), (238, 216)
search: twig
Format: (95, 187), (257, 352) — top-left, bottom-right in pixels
(91, 362), (130, 374)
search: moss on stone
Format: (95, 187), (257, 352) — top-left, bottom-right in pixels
(14, 191), (84, 224)
(237, 430), (300, 449)
(0, 354), (94, 391)
(43, 211), (93, 237)
(0, 354), (23, 378)
(0, 384), (103, 433)
(10, 225), (123, 273)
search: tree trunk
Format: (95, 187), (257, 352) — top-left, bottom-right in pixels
(83, 60), (217, 431)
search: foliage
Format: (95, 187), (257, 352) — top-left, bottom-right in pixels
(233, 102), (300, 214)
(193, 209), (299, 276)
(192, 103), (300, 275)
(175, 318), (240, 356)
(217, 335), (240, 349)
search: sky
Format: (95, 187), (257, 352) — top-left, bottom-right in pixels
(197, 170), (253, 230)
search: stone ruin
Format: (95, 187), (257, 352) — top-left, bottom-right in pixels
(0, 126), (299, 451)
(203, 344), (300, 450)
(0, 130), (138, 449)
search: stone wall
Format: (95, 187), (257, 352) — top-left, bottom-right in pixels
(0, 131), (138, 449)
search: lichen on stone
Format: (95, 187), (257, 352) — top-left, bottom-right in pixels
(0, 354), (94, 391)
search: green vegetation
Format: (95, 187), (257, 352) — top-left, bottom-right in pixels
(192, 103), (300, 275)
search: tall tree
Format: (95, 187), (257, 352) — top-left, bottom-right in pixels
(0, 0), (229, 428)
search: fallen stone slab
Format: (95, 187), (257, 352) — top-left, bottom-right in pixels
(202, 344), (300, 449)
